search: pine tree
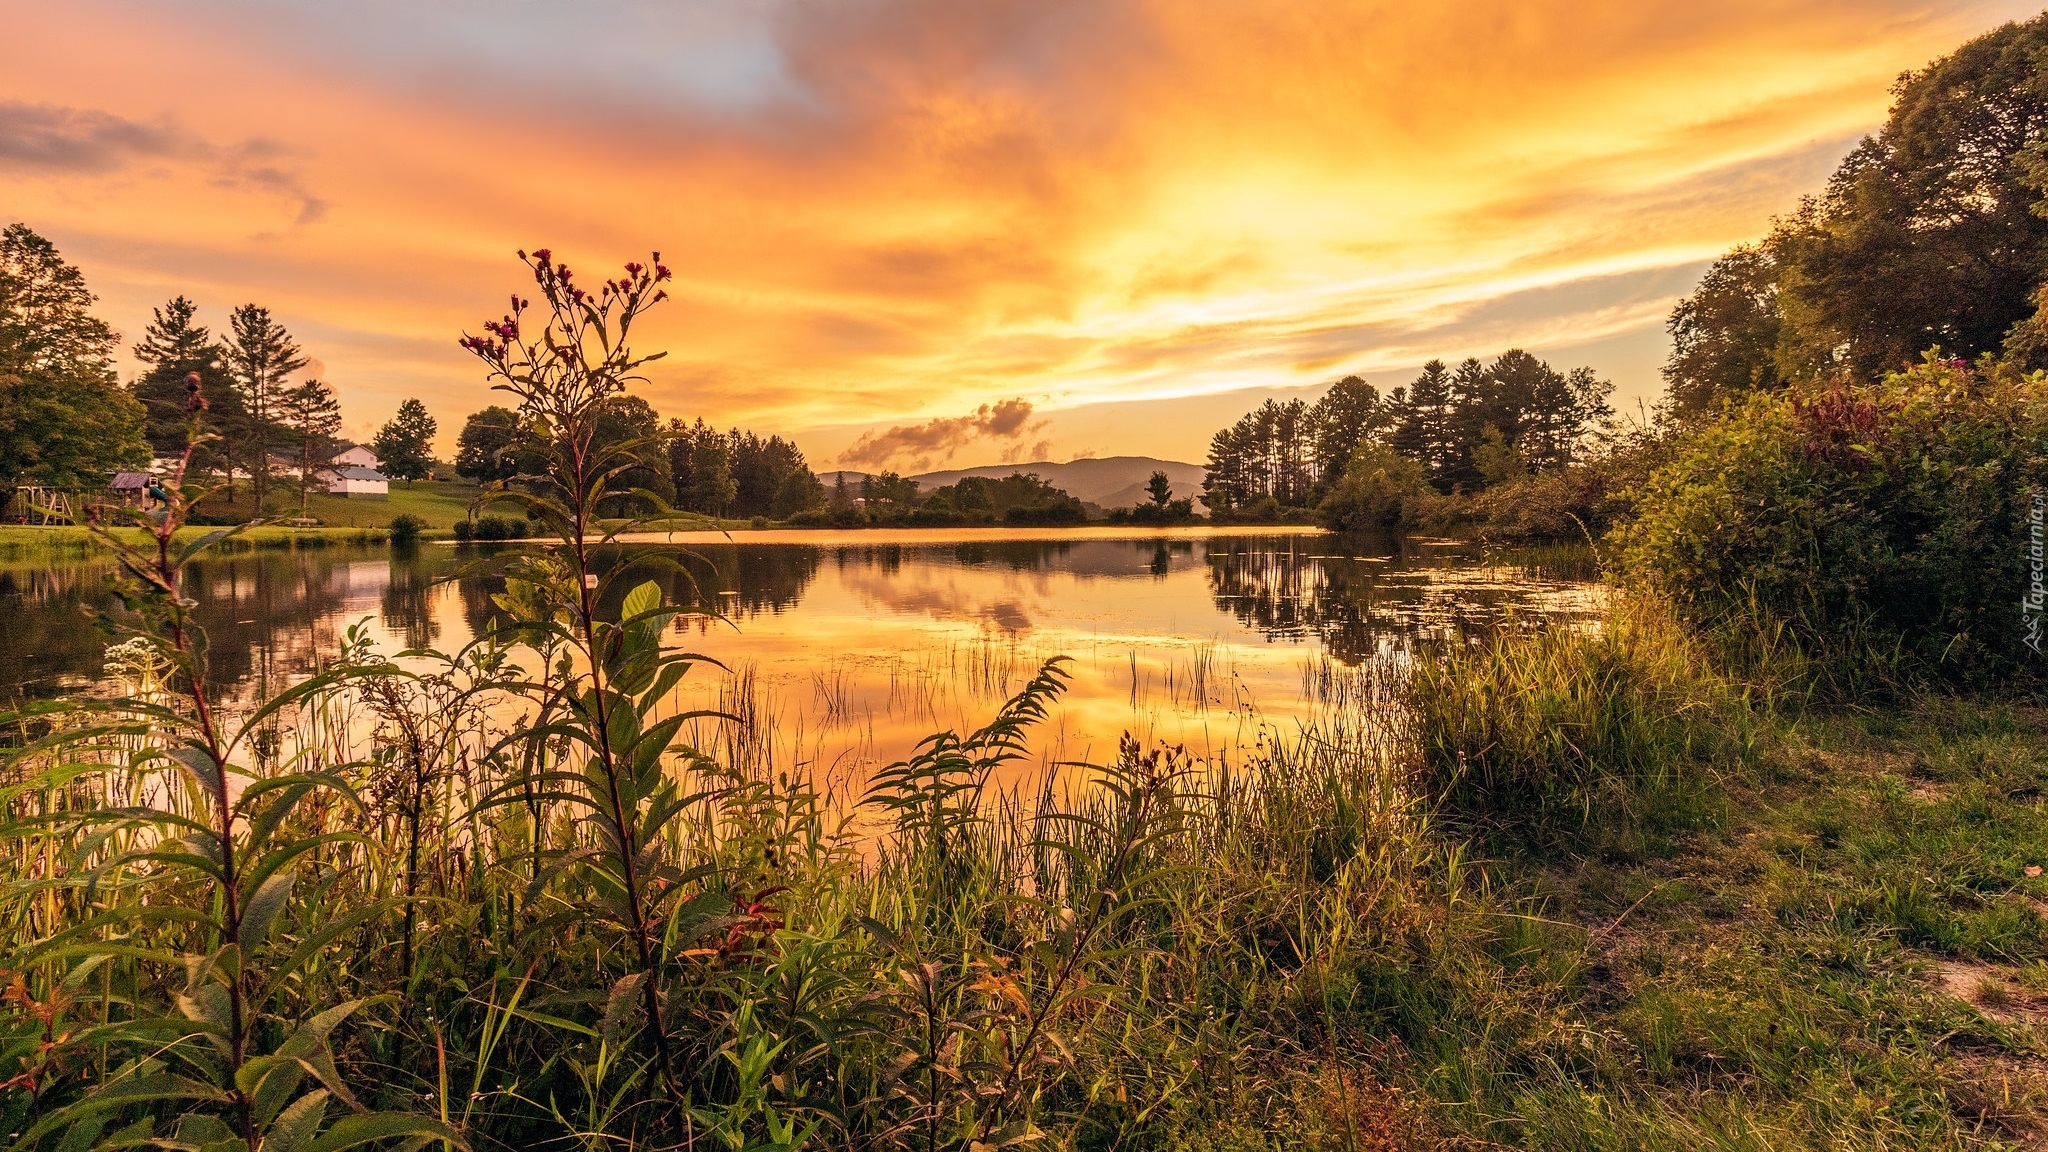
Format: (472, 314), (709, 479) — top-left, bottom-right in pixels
(131, 296), (245, 468)
(226, 304), (307, 512)
(278, 378), (342, 509)
(1388, 361), (1455, 489)
(1307, 374), (1384, 488)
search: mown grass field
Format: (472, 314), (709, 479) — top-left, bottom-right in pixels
(0, 522), (389, 560)
(196, 478), (527, 529)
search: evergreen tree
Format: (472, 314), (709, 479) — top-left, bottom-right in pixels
(278, 378), (342, 508)
(0, 223), (147, 512)
(1307, 374), (1384, 487)
(372, 398), (438, 483)
(130, 296), (244, 464)
(225, 304), (307, 511)
(1146, 470), (1173, 508)
(1387, 361), (1454, 487)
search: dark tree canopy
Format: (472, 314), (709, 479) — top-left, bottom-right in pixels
(226, 303), (307, 509)
(1662, 247), (1786, 416)
(1667, 13), (2048, 406)
(373, 398), (438, 483)
(0, 223), (147, 501)
(1207, 353), (1610, 515)
(131, 296), (244, 462)
(667, 418), (824, 519)
(279, 378), (342, 505)
(454, 405), (526, 483)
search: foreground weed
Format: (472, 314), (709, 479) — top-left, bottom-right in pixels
(0, 379), (457, 1150)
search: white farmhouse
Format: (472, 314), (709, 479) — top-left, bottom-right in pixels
(332, 446), (381, 470)
(325, 466), (389, 499)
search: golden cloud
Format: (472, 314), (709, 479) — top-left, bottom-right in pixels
(1, 0), (2036, 461)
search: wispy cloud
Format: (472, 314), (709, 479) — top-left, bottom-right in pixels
(0, 101), (324, 225)
(839, 398), (1042, 471)
(0, 0), (2035, 459)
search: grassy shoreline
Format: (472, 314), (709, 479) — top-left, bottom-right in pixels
(0, 522), (390, 560)
(5, 593), (2041, 1147)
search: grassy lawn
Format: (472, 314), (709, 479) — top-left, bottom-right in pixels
(1405, 698), (2048, 1148)
(194, 479), (527, 530)
(0, 523), (391, 560)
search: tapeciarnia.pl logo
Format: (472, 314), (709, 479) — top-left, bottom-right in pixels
(2028, 491), (2045, 654)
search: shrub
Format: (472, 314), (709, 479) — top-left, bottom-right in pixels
(388, 512), (426, 545)
(451, 517), (475, 541)
(1619, 355), (2048, 696)
(1317, 441), (1431, 532)
(473, 513), (510, 540)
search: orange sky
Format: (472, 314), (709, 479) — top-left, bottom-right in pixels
(4, 1), (2039, 468)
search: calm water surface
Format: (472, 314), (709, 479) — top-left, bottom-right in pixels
(1, 528), (1598, 782)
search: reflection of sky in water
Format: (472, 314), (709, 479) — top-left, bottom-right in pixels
(0, 530), (1599, 791)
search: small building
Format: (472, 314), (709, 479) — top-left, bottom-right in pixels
(332, 446), (381, 470)
(100, 472), (163, 511)
(325, 466), (389, 499)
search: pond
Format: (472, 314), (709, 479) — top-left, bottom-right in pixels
(0, 527), (1600, 782)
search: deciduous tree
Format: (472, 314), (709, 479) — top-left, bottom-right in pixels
(373, 398), (438, 483)
(0, 223), (147, 512)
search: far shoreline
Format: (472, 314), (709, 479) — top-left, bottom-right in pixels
(602, 523), (1330, 546)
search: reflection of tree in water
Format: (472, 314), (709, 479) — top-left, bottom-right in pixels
(0, 560), (124, 698)
(581, 544), (824, 636)
(1, 548), (408, 700)
(183, 548), (371, 690)
(941, 540), (1073, 571)
(380, 546), (449, 650)
(1205, 533), (1595, 663)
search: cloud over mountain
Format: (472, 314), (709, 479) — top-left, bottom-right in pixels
(839, 398), (1045, 471)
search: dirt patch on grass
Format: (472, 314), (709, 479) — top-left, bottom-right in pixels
(1936, 959), (2048, 1027)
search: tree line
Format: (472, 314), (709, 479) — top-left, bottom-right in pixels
(0, 221), (454, 516)
(1202, 351), (1615, 519)
(819, 469), (1087, 527)
(453, 404), (830, 520)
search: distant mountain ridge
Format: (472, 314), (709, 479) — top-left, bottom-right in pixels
(819, 456), (1207, 510)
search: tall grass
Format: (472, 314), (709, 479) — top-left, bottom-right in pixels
(1408, 600), (1754, 848)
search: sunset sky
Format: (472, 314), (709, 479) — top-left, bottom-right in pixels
(5, 1), (2041, 469)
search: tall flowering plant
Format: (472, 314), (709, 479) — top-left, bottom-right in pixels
(459, 250), (728, 1111)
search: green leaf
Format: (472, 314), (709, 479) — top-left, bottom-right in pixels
(621, 579), (662, 621)
(298, 1112), (466, 1152)
(238, 870), (296, 952)
(169, 746), (223, 794)
(601, 971), (647, 1043)
(263, 1089), (330, 1152)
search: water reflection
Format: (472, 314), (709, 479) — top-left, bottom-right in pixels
(0, 531), (1597, 777)
(1208, 533), (1602, 660)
